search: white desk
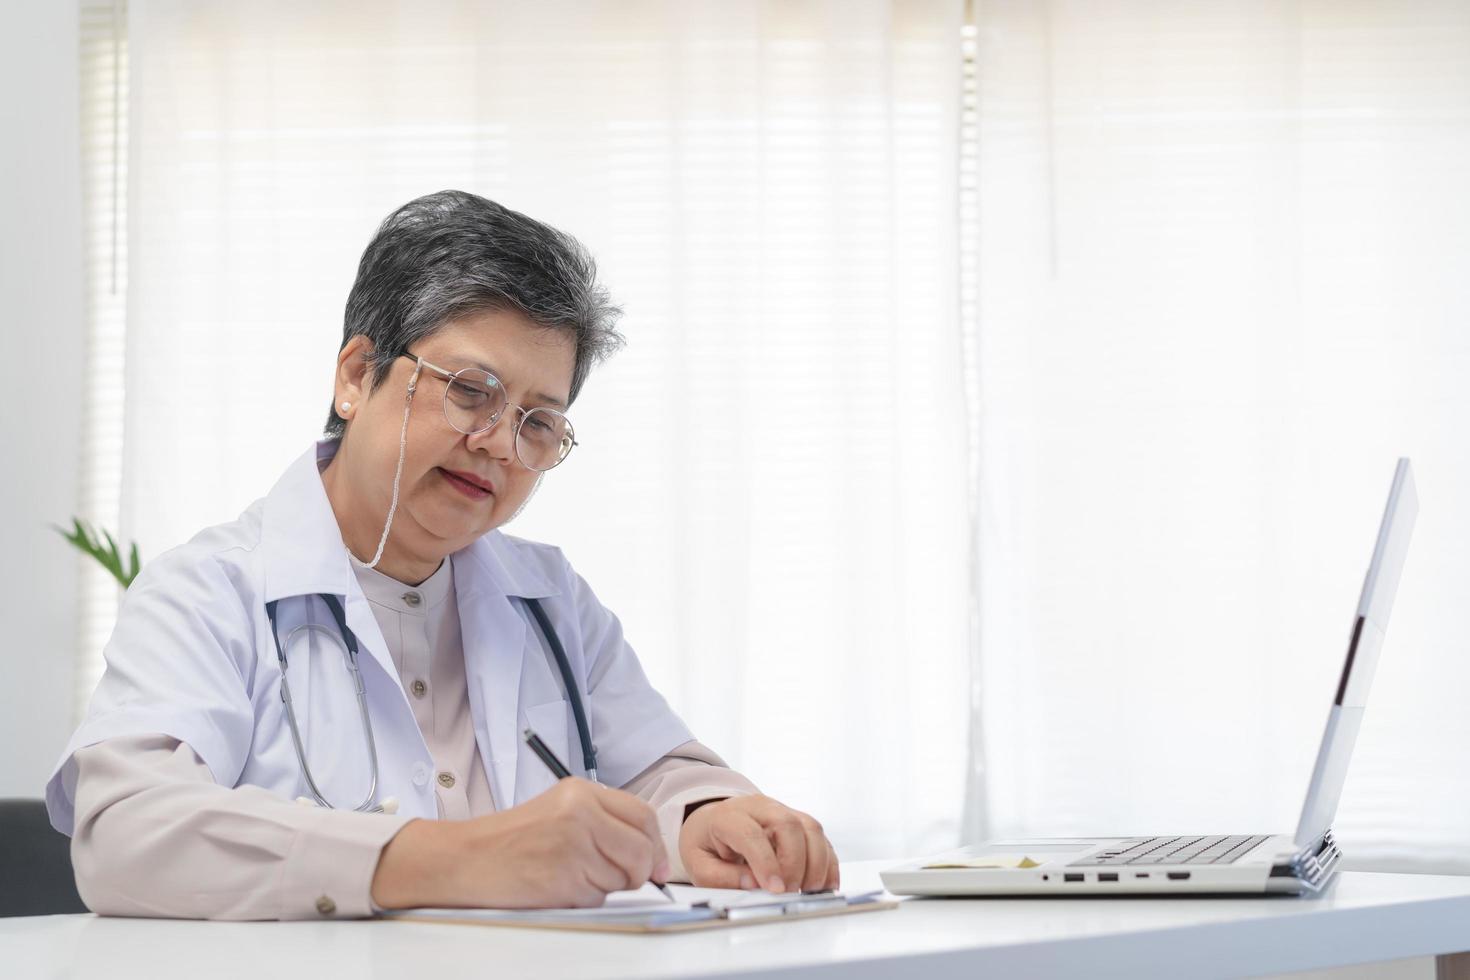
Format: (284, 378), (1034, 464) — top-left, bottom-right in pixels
(6, 860), (1470, 979)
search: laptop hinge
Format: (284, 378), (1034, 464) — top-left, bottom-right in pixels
(1269, 829), (1342, 892)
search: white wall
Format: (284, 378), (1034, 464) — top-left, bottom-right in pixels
(0, 1), (84, 797)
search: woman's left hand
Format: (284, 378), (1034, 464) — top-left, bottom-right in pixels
(679, 794), (839, 893)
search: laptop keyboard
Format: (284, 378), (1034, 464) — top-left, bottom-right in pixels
(1069, 835), (1269, 867)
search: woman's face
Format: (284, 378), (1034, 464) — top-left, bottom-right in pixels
(329, 307), (575, 578)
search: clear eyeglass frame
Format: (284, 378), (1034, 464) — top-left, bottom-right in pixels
(398, 352), (577, 472)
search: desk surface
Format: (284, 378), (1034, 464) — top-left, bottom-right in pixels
(6, 861), (1470, 980)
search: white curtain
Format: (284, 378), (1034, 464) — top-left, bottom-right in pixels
(119, 0), (968, 859)
(969, 0), (1470, 871)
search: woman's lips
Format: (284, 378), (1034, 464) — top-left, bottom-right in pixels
(438, 467), (493, 500)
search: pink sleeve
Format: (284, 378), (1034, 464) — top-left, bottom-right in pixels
(621, 740), (760, 883)
(70, 733), (412, 920)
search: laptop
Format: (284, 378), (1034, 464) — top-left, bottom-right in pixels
(883, 458), (1417, 897)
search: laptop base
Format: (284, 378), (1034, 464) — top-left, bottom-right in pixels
(881, 831), (1341, 897)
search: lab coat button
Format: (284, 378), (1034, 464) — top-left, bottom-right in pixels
(410, 679), (428, 698)
(412, 762), (430, 786)
(437, 771), (456, 789)
(402, 591), (422, 608)
(315, 895), (337, 916)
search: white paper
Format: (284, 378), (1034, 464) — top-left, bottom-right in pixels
(394, 883), (822, 923)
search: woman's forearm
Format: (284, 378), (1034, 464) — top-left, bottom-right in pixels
(70, 734), (410, 920)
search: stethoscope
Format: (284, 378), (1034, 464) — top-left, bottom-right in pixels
(264, 591), (598, 813)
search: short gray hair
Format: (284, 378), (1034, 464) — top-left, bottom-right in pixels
(324, 190), (623, 437)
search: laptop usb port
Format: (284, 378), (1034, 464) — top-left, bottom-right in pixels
(1064, 873), (1084, 882)
(1098, 873), (1119, 882)
(1167, 872), (1191, 881)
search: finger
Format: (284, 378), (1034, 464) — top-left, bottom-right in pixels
(712, 810), (786, 893)
(579, 845), (630, 899)
(824, 841), (841, 890)
(752, 801), (807, 893)
(681, 813), (754, 888)
(682, 846), (746, 889)
(594, 784), (661, 840)
(587, 807), (659, 891)
(555, 822), (627, 903)
(593, 787), (670, 879)
(797, 817), (829, 892)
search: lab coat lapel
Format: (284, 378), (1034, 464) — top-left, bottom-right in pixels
(342, 588), (411, 705)
(455, 556), (527, 808)
(339, 587), (433, 816)
(453, 533), (561, 809)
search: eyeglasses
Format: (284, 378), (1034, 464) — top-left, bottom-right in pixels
(398, 352), (577, 472)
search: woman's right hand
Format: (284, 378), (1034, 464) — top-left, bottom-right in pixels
(370, 778), (670, 910)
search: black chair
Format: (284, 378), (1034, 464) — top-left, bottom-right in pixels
(0, 799), (88, 916)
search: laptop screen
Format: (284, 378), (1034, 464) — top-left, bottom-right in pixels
(1293, 458), (1418, 849)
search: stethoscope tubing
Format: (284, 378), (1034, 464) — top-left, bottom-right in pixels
(521, 596), (598, 783)
(265, 591), (596, 811)
(266, 595), (384, 812)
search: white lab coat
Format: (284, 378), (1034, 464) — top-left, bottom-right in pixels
(47, 439), (695, 834)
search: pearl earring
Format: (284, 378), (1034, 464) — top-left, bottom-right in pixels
(340, 401), (351, 413)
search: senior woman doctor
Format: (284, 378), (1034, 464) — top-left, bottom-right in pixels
(47, 190), (838, 920)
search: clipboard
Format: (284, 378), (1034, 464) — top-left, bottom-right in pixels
(388, 888), (899, 934)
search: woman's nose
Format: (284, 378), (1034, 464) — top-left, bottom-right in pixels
(467, 408), (518, 462)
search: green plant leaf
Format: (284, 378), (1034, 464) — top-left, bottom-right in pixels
(54, 518), (143, 589)
(100, 528), (122, 579)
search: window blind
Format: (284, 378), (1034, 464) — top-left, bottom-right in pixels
(74, 0), (129, 721)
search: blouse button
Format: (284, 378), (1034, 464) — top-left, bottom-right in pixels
(437, 771), (456, 789)
(411, 762), (430, 786)
(315, 895), (337, 916)
(402, 591), (422, 608)
(410, 679), (428, 698)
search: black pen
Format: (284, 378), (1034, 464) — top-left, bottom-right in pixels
(523, 727), (675, 902)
